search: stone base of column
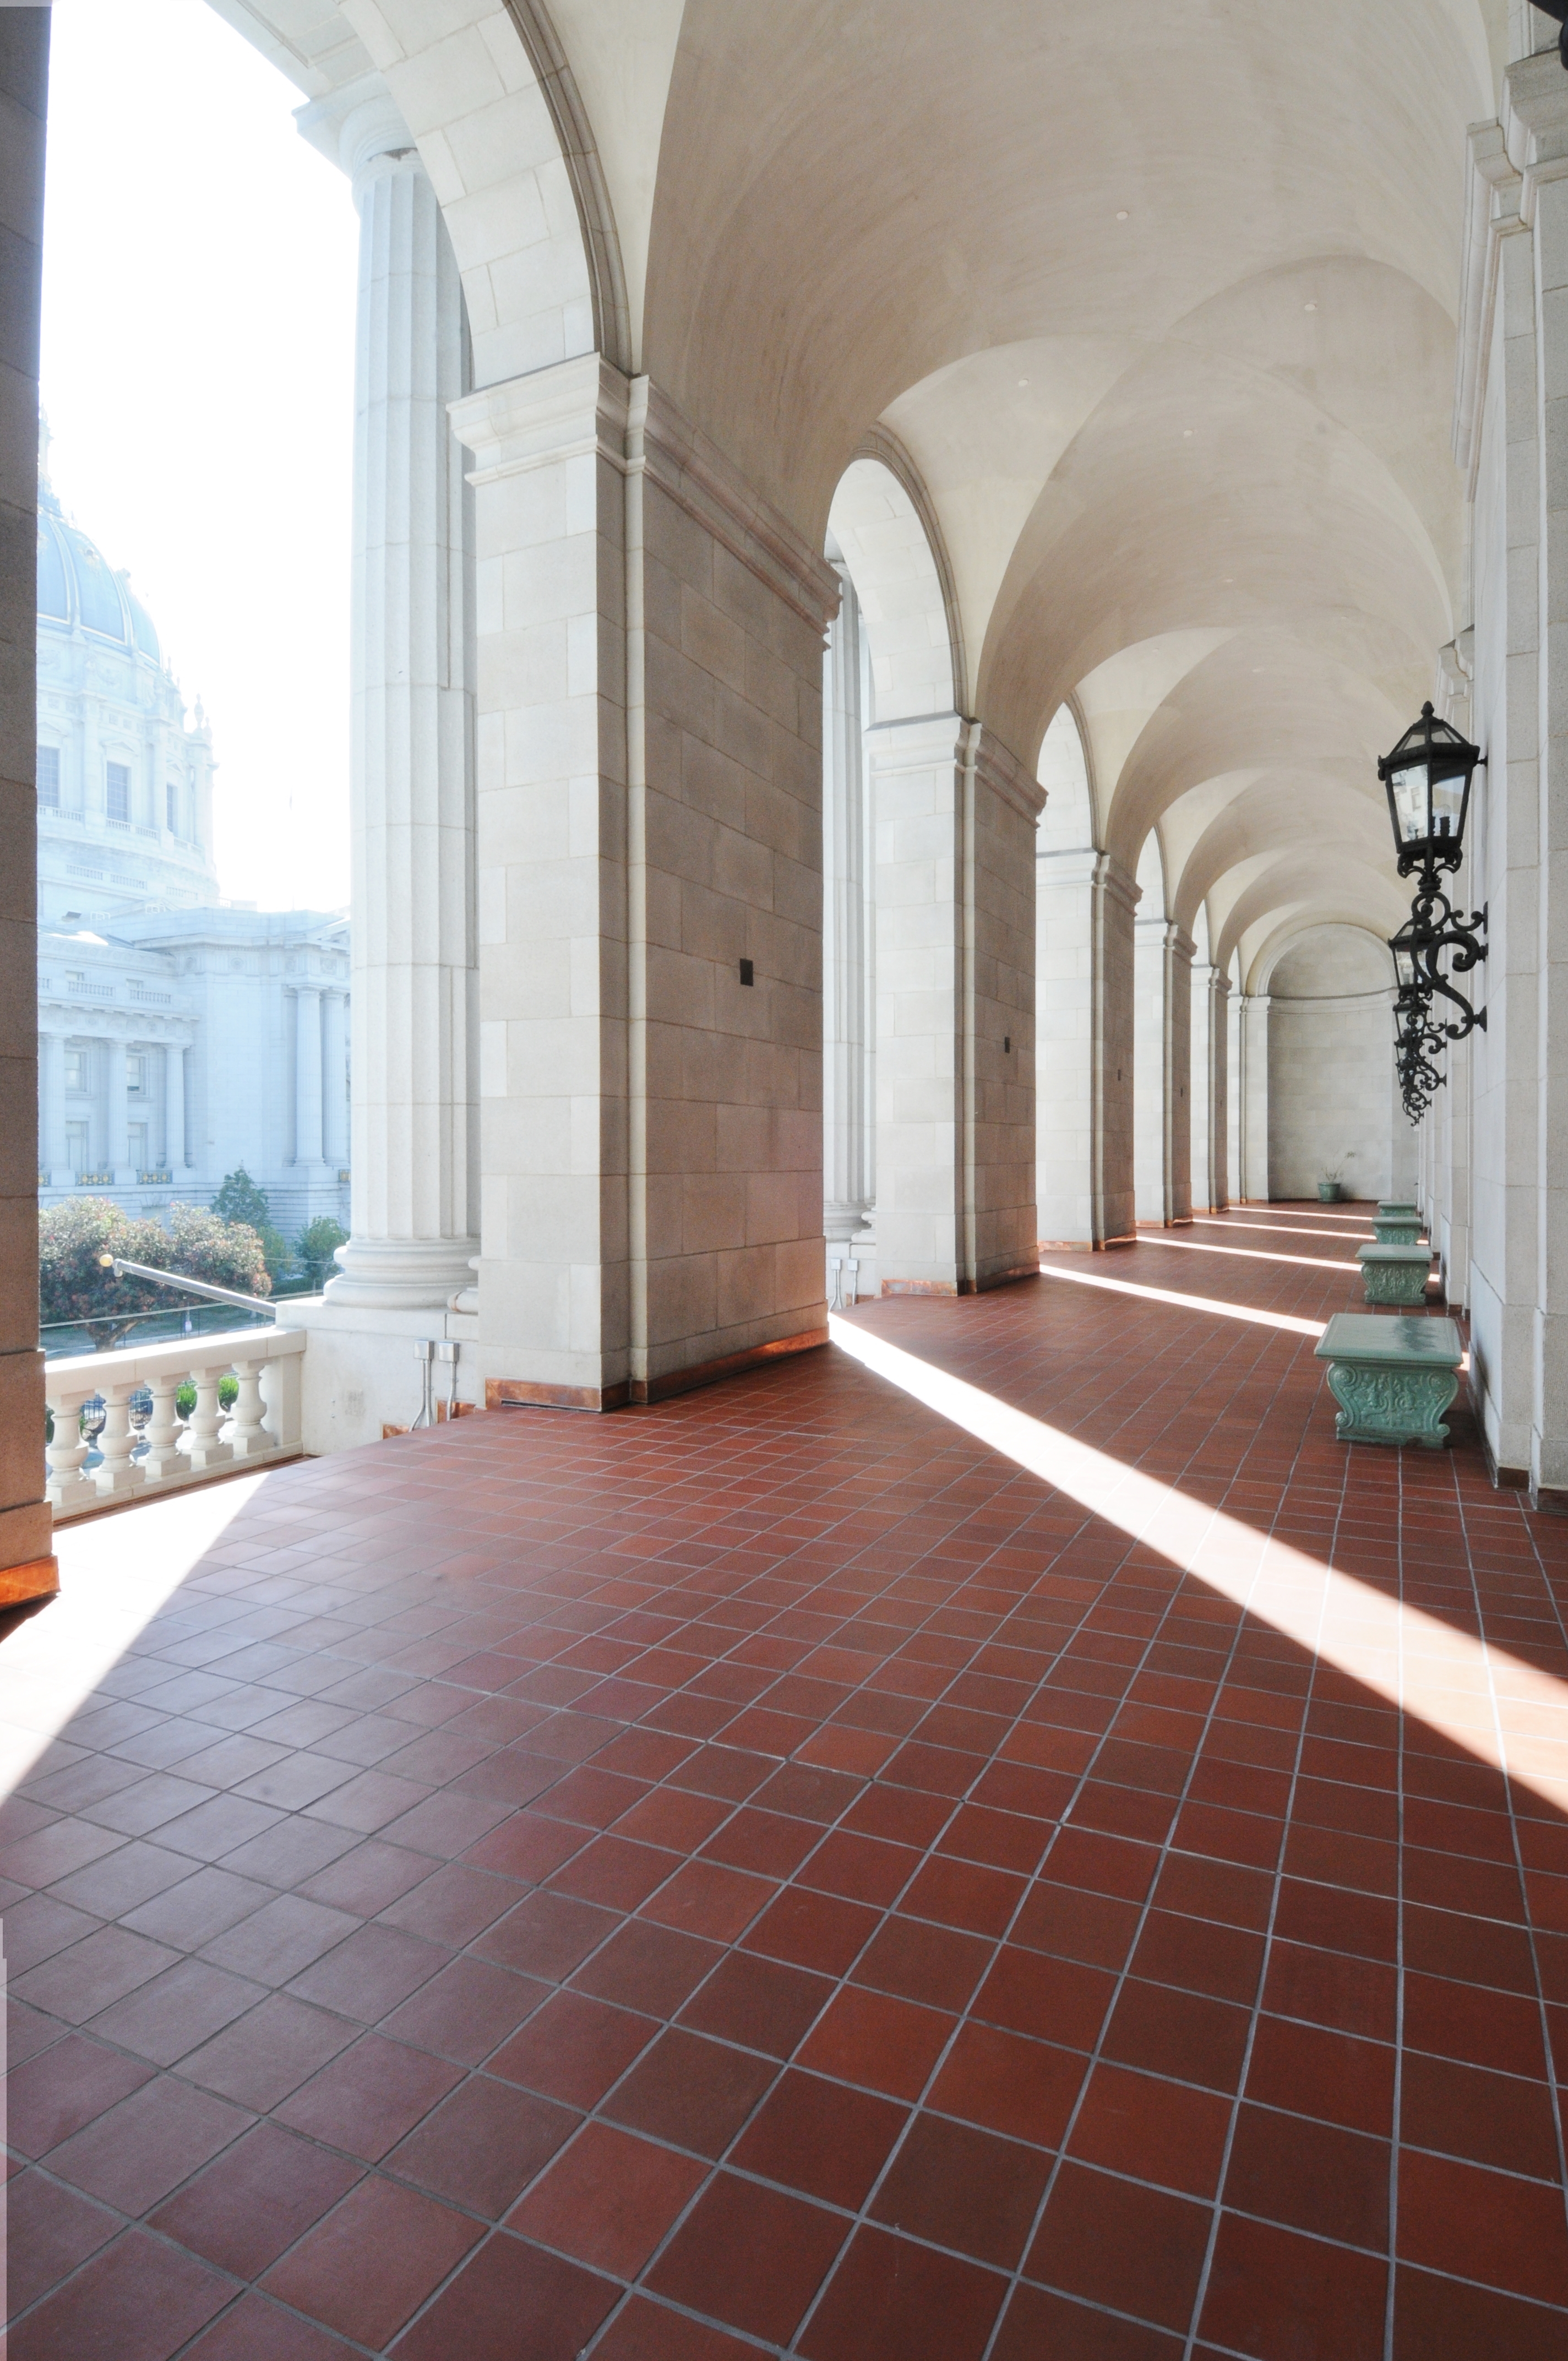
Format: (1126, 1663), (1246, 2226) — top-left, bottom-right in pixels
(324, 1236), (481, 1310)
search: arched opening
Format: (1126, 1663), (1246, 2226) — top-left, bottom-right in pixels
(1265, 923), (1409, 1202)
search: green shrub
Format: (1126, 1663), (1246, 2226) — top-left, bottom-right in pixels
(295, 1216), (349, 1292)
(40, 1197), (271, 1350)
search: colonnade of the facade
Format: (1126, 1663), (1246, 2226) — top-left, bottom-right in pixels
(36, 1029), (190, 1185)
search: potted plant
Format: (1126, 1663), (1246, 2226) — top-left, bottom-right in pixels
(1317, 1166), (1343, 1203)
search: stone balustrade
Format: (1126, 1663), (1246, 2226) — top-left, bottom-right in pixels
(44, 1327), (306, 1521)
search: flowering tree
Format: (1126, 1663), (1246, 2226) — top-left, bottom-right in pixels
(40, 1198), (271, 1350)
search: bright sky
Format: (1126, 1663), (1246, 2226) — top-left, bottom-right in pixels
(41, 0), (358, 910)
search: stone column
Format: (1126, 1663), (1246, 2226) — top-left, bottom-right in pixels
(165, 1038), (187, 1174)
(105, 1036), (132, 1183)
(295, 987), (324, 1166)
(322, 990), (349, 1168)
(323, 96), (478, 1309)
(1206, 967), (1230, 1212)
(1238, 994), (1271, 1201)
(1133, 915), (1166, 1226)
(823, 561), (874, 1258)
(869, 714), (1043, 1293)
(1523, 66), (1568, 1504)
(1036, 847), (1095, 1246)
(1190, 964), (1213, 1217)
(449, 358), (837, 1405)
(0, 8), (55, 1600)
(39, 1032), (67, 1183)
(1456, 105), (1536, 1486)
(1163, 926), (1194, 1226)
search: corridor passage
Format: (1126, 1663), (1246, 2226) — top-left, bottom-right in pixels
(6, 1209), (1567, 2359)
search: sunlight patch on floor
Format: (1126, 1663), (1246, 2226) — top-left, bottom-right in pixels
(1137, 1234), (1365, 1275)
(0, 1475), (276, 1796)
(831, 1317), (1566, 1812)
(1039, 1261), (1327, 1339)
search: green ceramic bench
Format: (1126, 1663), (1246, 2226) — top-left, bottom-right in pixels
(1315, 1313), (1463, 1448)
(1356, 1242), (1434, 1305)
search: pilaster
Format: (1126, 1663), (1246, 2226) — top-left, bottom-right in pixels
(1239, 994), (1271, 1203)
(450, 353), (838, 1403)
(871, 713), (1043, 1292)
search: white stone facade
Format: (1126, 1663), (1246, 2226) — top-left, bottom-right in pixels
(35, 459), (349, 1232)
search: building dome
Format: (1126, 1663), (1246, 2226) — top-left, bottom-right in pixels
(37, 463), (160, 661)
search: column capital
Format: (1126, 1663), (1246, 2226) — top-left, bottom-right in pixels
(453, 359), (840, 635)
(295, 70), (414, 189)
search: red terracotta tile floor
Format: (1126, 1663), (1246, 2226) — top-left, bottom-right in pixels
(7, 1203), (1568, 2357)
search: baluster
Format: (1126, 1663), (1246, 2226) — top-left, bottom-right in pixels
(227, 1358), (269, 1457)
(45, 1381), (97, 1509)
(92, 1379), (146, 1499)
(184, 1362), (234, 1471)
(139, 1373), (187, 1483)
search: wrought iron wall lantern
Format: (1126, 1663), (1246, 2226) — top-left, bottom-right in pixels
(1378, 701), (1488, 1122)
(1536, 2), (1568, 70)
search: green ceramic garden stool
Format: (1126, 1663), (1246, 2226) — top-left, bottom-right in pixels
(1372, 1211), (1424, 1244)
(1356, 1243), (1434, 1305)
(1375, 1201), (1418, 1220)
(1315, 1313), (1463, 1448)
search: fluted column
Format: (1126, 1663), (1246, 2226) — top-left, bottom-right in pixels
(823, 560), (873, 1249)
(295, 987), (324, 1166)
(39, 1032), (67, 1181)
(105, 1037), (131, 1182)
(324, 97), (477, 1308)
(322, 990), (349, 1168)
(165, 1038), (187, 1174)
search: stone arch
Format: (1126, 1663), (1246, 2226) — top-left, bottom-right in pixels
(827, 436), (963, 722)
(356, 2), (626, 387)
(1037, 700), (1095, 852)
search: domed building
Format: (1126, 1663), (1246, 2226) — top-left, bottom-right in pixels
(35, 435), (350, 1233)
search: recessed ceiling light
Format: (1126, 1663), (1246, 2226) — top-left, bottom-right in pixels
(1017, 378), (1029, 388)
(1304, 301), (1317, 312)
(1183, 429), (1194, 438)
(1115, 210), (1129, 221)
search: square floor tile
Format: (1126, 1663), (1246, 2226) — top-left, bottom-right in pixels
(508, 2119), (706, 2275)
(798, 2224), (1008, 2361)
(385, 2073), (579, 2218)
(7, 2030), (154, 2157)
(150, 2119), (363, 2277)
(731, 2069), (908, 2209)
(389, 2230), (620, 2361)
(601, 2027), (777, 2157)
(1026, 2161), (1210, 2334)
(45, 2073), (252, 2215)
(870, 2111), (1051, 2268)
(274, 2029), (465, 2160)
(6, 2228), (233, 2361)
(646, 2169), (848, 2344)
(259, 2173), (483, 2348)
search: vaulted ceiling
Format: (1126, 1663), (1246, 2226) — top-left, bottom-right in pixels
(217, 0), (1507, 984)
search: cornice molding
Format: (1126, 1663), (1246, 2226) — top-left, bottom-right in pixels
(630, 381), (840, 636)
(1453, 118), (1525, 491)
(451, 357), (839, 636)
(968, 722), (1045, 825)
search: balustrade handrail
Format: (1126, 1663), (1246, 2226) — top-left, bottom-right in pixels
(105, 1256), (277, 1317)
(45, 1324), (307, 1521)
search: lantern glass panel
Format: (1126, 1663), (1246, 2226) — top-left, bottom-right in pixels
(1393, 941), (1417, 988)
(1431, 764), (1466, 840)
(1390, 764), (1427, 846)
